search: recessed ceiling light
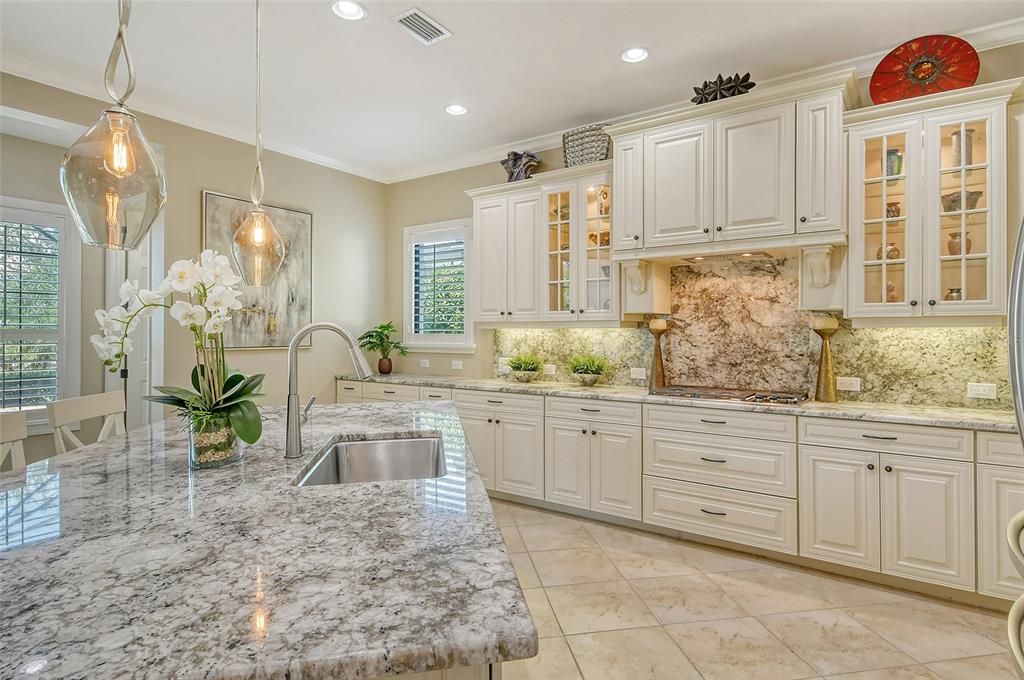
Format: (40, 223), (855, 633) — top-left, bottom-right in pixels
(445, 104), (468, 116)
(741, 253), (753, 257)
(621, 47), (649, 63)
(693, 256), (705, 261)
(332, 0), (367, 21)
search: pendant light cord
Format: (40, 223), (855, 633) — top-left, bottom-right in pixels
(250, 0), (266, 208)
(103, 0), (136, 107)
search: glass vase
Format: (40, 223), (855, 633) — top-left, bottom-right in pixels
(188, 412), (242, 469)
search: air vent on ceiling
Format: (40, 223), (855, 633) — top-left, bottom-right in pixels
(392, 8), (452, 46)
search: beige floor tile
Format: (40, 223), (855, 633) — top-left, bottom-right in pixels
(510, 553), (541, 589)
(676, 542), (765, 573)
(519, 521), (596, 551)
(545, 580), (659, 635)
(565, 626), (702, 680)
(601, 541), (701, 579)
(501, 526), (527, 553)
(846, 600), (1008, 663)
(760, 609), (915, 675)
(926, 653), (1017, 679)
(583, 521), (659, 548)
(630, 573), (748, 624)
(824, 666), (942, 679)
(502, 635), (582, 680)
(530, 548), (622, 587)
(812, 574), (910, 608)
(490, 499), (518, 527)
(665, 616), (818, 680)
(706, 567), (834, 615)
(523, 588), (562, 638)
(511, 504), (578, 526)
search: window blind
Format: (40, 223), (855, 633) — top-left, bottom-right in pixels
(412, 238), (465, 335)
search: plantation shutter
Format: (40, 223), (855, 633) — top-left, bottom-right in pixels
(412, 237), (466, 335)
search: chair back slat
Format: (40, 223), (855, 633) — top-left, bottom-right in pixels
(1, 411), (29, 471)
(47, 392), (127, 454)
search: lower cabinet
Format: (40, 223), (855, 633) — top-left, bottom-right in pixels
(977, 464), (1024, 599)
(456, 407), (544, 498)
(546, 419), (591, 509)
(459, 408), (498, 490)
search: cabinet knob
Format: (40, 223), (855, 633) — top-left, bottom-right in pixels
(578, 309), (585, 315)
(703, 228), (710, 234)
(591, 429), (597, 435)
(800, 216), (808, 223)
(867, 463), (875, 470)
(487, 418), (493, 423)
(928, 300), (936, 306)
(581, 428), (588, 434)
(633, 234), (640, 241)
(499, 311), (505, 316)
(495, 419), (501, 424)
(884, 465), (893, 472)
(507, 311), (513, 316)
(716, 226), (722, 232)
(569, 309), (576, 314)
(909, 300), (918, 307)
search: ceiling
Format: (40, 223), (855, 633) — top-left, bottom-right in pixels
(1, 1), (1022, 183)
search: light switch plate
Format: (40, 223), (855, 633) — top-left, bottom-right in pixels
(836, 376), (862, 391)
(967, 382), (997, 399)
(450, 360), (463, 370)
(543, 364), (556, 375)
(419, 359), (430, 368)
(630, 367), (647, 380)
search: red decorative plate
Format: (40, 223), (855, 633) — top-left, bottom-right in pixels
(870, 34), (979, 105)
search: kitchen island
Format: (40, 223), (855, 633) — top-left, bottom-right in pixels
(0, 402), (537, 679)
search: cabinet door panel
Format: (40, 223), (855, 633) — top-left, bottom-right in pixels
(714, 103), (795, 239)
(458, 408), (495, 490)
(591, 423), (642, 519)
(496, 413), (544, 499)
(643, 122), (714, 247)
(577, 172), (617, 319)
(545, 418), (591, 509)
(542, 183), (577, 319)
(798, 446), (880, 570)
(796, 93), (843, 233)
(473, 197), (508, 321)
(612, 134), (644, 250)
(507, 191), (542, 319)
(978, 464), (1024, 599)
(880, 454), (974, 589)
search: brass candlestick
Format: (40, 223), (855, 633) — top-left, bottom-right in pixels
(648, 327), (667, 390)
(813, 326), (838, 403)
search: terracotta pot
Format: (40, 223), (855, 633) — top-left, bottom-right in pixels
(378, 357), (393, 375)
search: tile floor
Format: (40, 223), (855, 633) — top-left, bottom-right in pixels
(491, 498), (1016, 680)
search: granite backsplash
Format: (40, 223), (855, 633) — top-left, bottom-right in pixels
(493, 257), (1010, 410)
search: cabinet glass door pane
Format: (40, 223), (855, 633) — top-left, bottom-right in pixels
(547, 191), (572, 313)
(861, 133), (908, 307)
(935, 119), (990, 306)
(582, 183), (612, 312)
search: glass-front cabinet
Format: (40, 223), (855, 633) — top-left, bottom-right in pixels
(544, 184), (574, 319)
(848, 101), (1007, 319)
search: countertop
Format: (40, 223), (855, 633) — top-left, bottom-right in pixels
(337, 374), (1018, 433)
(0, 402), (537, 679)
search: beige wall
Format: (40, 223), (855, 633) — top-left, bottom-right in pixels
(1, 73), (387, 462)
(383, 147), (563, 377)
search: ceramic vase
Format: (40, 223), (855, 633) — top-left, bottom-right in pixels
(378, 357), (393, 375)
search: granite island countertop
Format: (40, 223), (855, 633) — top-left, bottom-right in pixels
(0, 402), (537, 679)
(337, 373), (1018, 433)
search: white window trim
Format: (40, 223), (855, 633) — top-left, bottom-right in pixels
(403, 218), (474, 352)
(1, 196), (82, 435)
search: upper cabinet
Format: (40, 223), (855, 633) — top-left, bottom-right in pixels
(472, 190), (543, 322)
(796, 92), (844, 233)
(642, 121), (714, 247)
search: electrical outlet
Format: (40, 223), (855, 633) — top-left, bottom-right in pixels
(630, 367), (647, 380)
(419, 359), (430, 368)
(836, 376), (862, 392)
(450, 360), (463, 370)
(967, 382), (997, 399)
(543, 364), (556, 375)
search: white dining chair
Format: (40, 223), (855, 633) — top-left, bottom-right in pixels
(47, 391), (127, 454)
(1, 410), (29, 471)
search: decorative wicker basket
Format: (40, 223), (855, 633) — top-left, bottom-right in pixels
(562, 124), (610, 167)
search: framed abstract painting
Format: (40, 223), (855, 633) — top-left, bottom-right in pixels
(201, 190), (312, 349)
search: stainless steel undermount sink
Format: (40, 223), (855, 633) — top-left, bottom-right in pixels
(297, 437), (447, 486)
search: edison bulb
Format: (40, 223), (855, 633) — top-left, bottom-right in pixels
(232, 208), (286, 286)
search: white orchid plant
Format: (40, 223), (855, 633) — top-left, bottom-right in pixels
(92, 250), (266, 444)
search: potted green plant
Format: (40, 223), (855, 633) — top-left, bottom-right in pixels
(567, 354), (611, 387)
(507, 352), (543, 382)
(357, 322), (408, 375)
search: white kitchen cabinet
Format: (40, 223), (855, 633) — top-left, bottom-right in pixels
(643, 121), (714, 247)
(796, 92), (844, 233)
(419, 386), (453, 401)
(880, 454), (974, 590)
(494, 412), (545, 499)
(473, 196), (509, 322)
(591, 422), (642, 519)
(798, 446), (880, 570)
(459, 408), (496, 490)
(507, 191), (543, 319)
(978, 464), (1024, 599)
(336, 380), (363, 403)
(471, 191), (542, 322)
(612, 133), (644, 250)
(545, 418), (591, 509)
(714, 102), (796, 240)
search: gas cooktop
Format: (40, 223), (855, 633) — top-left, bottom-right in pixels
(649, 385), (808, 405)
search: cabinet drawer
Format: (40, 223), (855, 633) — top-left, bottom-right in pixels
(644, 428), (796, 497)
(336, 380), (363, 402)
(643, 476), (797, 554)
(978, 431), (1024, 468)
(799, 417), (973, 461)
(419, 386), (453, 401)
(644, 404), (796, 442)
(546, 396), (642, 425)
(453, 389), (543, 415)
(362, 383), (421, 402)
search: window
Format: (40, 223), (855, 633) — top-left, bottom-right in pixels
(403, 219), (472, 351)
(0, 198), (80, 433)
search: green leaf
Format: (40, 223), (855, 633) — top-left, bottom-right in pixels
(155, 385), (202, 402)
(143, 395), (189, 408)
(228, 400), (262, 444)
(191, 366), (203, 393)
(215, 373), (265, 405)
(218, 391), (264, 409)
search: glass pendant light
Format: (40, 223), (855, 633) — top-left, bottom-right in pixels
(59, 0), (167, 250)
(232, 0), (286, 286)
